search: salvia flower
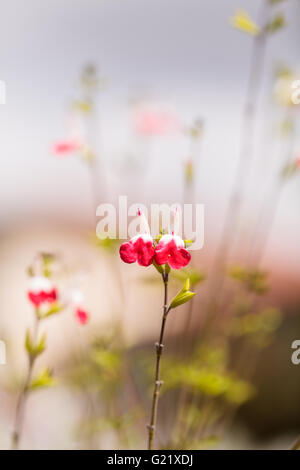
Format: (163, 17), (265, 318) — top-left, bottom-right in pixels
(155, 207), (191, 269)
(27, 276), (58, 308)
(67, 288), (90, 326)
(119, 208), (191, 270)
(154, 234), (191, 270)
(119, 210), (155, 267)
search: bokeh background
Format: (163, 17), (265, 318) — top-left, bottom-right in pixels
(0, 0), (300, 450)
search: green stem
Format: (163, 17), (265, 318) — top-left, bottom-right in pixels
(12, 314), (40, 450)
(147, 272), (169, 450)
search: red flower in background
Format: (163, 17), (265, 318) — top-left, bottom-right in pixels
(119, 210), (155, 267)
(67, 288), (90, 326)
(75, 308), (89, 325)
(133, 104), (180, 137)
(52, 139), (82, 156)
(27, 276), (58, 308)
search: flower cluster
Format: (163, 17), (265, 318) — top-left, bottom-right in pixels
(119, 209), (191, 269)
(27, 254), (90, 325)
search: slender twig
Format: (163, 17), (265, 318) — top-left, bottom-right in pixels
(204, 0), (269, 322)
(147, 272), (169, 450)
(12, 314), (40, 450)
(291, 435), (300, 450)
(247, 113), (296, 267)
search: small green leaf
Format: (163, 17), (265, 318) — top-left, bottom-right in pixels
(172, 267), (205, 287)
(169, 278), (195, 310)
(29, 368), (55, 390)
(265, 13), (286, 34)
(165, 264), (171, 274)
(184, 239), (194, 248)
(231, 10), (260, 36)
(25, 330), (46, 358)
(153, 261), (164, 274)
(269, 0), (287, 4)
(43, 302), (64, 318)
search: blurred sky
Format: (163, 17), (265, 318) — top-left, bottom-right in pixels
(0, 0), (300, 271)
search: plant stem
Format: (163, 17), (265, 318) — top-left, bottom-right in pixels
(12, 315), (40, 450)
(204, 0), (269, 327)
(291, 435), (300, 450)
(147, 272), (169, 450)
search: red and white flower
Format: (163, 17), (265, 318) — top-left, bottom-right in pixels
(119, 210), (155, 267)
(67, 288), (89, 325)
(27, 276), (58, 308)
(154, 209), (191, 269)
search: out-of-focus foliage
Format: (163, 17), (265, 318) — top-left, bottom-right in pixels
(29, 368), (56, 390)
(91, 232), (121, 253)
(228, 307), (282, 349)
(265, 13), (286, 34)
(162, 351), (255, 405)
(172, 267), (205, 287)
(229, 265), (269, 295)
(25, 330), (46, 359)
(231, 10), (260, 36)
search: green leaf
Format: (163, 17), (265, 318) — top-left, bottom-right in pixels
(153, 261), (164, 274)
(172, 267), (205, 287)
(265, 13), (286, 34)
(231, 10), (260, 36)
(165, 264), (171, 274)
(42, 302), (64, 318)
(184, 239), (194, 248)
(25, 330), (46, 358)
(269, 0), (287, 4)
(229, 265), (268, 294)
(29, 368), (55, 390)
(169, 278), (195, 310)
(281, 160), (299, 179)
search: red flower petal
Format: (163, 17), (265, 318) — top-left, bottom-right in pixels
(28, 289), (58, 307)
(154, 242), (171, 265)
(46, 289), (57, 303)
(75, 308), (89, 325)
(154, 239), (191, 269)
(168, 248), (191, 269)
(133, 238), (155, 267)
(28, 291), (43, 307)
(119, 241), (137, 264)
(53, 140), (81, 155)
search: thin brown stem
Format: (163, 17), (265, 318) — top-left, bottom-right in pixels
(291, 435), (300, 450)
(147, 272), (169, 450)
(12, 314), (40, 450)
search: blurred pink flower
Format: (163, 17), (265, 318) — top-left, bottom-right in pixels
(133, 105), (180, 136)
(75, 308), (89, 325)
(52, 139), (82, 156)
(67, 288), (90, 325)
